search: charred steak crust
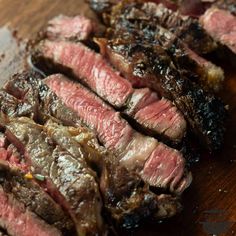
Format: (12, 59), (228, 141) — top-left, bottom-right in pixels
(96, 5), (226, 150)
(43, 119), (182, 228)
(100, 2), (224, 92)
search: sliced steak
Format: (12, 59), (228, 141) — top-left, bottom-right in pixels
(0, 186), (62, 236)
(35, 40), (133, 108)
(105, 1), (217, 54)
(0, 161), (74, 234)
(103, 2), (224, 91)
(43, 119), (182, 228)
(45, 74), (192, 194)
(95, 24), (226, 151)
(4, 117), (105, 236)
(44, 15), (95, 42)
(33, 40), (187, 143)
(200, 7), (236, 54)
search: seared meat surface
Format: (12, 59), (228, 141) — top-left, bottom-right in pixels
(0, 0), (230, 232)
(91, 1), (226, 151)
(4, 117), (105, 236)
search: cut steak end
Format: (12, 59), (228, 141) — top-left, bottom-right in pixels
(45, 15), (94, 42)
(4, 117), (105, 236)
(200, 7), (236, 54)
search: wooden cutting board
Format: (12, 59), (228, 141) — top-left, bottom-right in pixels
(0, 1), (236, 235)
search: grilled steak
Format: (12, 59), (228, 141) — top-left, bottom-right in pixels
(1, 71), (182, 229)
(4, 117), (105, 236)
(99, 2), (224, 91)
(44, 15), (95, 42)
(200, 7), (236, 54)
(43, 119), (182, 228)
(0, 186), (62, 236)
(45, 74), (192, 194)
(103, 0), (216, 54)
(33, 40), (187, 143)
(93, 19), (226, 150)
(0, 161), (74, 234)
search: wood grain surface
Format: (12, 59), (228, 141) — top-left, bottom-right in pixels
(0, 1), (236, 235)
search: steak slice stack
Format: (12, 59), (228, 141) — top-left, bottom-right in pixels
(45, 73), (192, 194)
(1, 71), (185, 229)
(3, 116), (105, 236)
(87, 0), (226, 151)
(34, 39), (187, 143)
(43, 119), (182, 228)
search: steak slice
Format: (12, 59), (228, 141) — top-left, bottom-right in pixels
(45, 74), (192, 194)
(4, 117), (105, 236)
(43, 119), (182, 228)
(103, 2), (224, 91)
(95, 25), (226, 151)
(0, 161), (74, 234)
(139, 2), (217, 54)
(44, 15), (95, 42)
(104, 0), (216, 54)
(33, 40), (187, 143)
(200, 7), (236, 54)
(0, 160), (63, 236)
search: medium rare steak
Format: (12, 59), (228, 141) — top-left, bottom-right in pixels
(0, 72), (181, 229)
(0, 161), (74, 234)
(43, 119), (182, 228)
(33, 40), (187, 143)
(200, 7), (236, 54)
(94, 23), (226, 151)
(4, 117), (105, 236)
(45, 74), (192, 194)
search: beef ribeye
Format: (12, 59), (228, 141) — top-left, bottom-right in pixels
(45, 74), (192, 194)
(4, 117), (105, 236)
(33, 40), (187, 143)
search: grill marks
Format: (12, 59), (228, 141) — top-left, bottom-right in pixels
(95, 1), (226, 151)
